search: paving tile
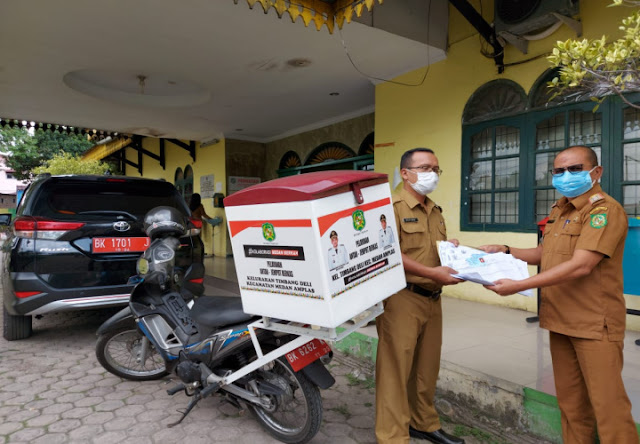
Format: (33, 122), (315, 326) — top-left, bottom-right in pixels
(0, 283), (531, 444)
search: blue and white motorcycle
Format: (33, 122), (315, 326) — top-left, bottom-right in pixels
(96, 206), (334, 444)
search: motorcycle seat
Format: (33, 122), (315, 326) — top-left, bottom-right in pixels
(190, 296), (254, 328)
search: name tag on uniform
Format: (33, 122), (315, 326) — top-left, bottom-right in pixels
(403, 218), (418, 223)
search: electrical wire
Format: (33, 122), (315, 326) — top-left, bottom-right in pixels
(335, 0), (433, 87)
(478, 0), (503, 59)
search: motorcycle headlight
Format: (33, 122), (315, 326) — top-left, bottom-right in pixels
(137, 257), (149, 275)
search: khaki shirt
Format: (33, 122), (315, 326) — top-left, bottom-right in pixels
(539, 184), (628, 341)
(393, 187), (447, 291)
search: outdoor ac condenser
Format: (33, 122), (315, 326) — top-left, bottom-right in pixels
(494, 0), (580, 54)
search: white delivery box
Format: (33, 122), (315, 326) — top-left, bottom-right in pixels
(224, 171), (406, 328)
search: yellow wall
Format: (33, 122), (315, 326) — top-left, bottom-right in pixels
(125, 138), (229, 257)
(374, 1), (640, 325)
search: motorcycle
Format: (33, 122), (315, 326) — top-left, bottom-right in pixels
(95, 206), (335, 444)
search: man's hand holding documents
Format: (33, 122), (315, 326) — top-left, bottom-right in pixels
(437, 241), (533, 297)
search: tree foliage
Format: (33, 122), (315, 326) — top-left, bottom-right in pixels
(0, 127), (94, 180)
(547, 1), (640, 109)
(32, 152), (109, 176)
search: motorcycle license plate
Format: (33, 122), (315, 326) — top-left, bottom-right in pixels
(285, 339), (331, 372)
(93, 237), (150, 253)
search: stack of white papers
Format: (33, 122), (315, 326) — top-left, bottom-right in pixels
(437, 241), (533, 297)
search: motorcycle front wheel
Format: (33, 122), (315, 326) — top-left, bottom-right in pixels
(96, 326), (168, 381)
(247, 357), (323, 444)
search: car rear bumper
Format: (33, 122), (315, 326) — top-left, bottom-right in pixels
(27, 293), (131, 315)
(3, 271), (133, 316)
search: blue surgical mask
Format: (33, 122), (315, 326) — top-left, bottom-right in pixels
(552, 167), (596, 198)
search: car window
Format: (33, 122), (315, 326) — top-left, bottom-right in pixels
(34, 180), (188, 221)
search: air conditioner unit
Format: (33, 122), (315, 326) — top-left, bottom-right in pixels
(494, 0), (581, 54)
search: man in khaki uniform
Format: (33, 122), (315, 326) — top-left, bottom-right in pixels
(376, 148), (464, 444)
(481, 146), (637, 444)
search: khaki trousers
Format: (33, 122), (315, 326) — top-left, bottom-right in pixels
(549, 331), (638, 444)
(375, 289), (442, 444)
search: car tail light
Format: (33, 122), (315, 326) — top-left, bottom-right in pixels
(189, 218), (202, 236)
(14, 291), (43, 299)
(14, 216), (85, 240)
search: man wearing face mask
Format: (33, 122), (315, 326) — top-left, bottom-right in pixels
(480, 146), (637, 444)
(375, 148), (464, 444)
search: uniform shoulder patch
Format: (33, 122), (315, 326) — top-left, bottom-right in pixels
(590, 206), (608, 215)
(589, 193), (605, 205)
(590, 213), (608, 229)
(434, 204), (443, 213)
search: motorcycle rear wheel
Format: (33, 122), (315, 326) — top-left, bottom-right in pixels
(96, 326), (168, 381)
(247, 357), (323, 444)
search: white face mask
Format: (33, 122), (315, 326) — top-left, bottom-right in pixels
(409, 171), (439, 195)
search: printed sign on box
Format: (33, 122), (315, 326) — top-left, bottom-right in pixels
(320, 201), (402, 298)
(230, 218), (323, 300)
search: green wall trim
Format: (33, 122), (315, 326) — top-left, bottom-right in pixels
(523, 387), (562, 443)
(522, 387), (640, 442)
(333, 331), (640, 442)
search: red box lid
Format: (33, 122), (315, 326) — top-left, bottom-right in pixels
(224, 170), (388, 206)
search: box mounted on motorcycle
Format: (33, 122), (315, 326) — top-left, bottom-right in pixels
(224, 170), (406, 329)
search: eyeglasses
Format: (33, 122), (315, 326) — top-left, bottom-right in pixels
(550, 164), (591, 177)
(406, 165), (443, 176)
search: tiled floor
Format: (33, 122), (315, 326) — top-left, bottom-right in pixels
(204, 255), (640, 422)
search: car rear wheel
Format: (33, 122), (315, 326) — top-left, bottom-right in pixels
(2, 304), (33, 340)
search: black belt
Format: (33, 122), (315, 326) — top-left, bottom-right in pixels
(406, 283), (441, 300)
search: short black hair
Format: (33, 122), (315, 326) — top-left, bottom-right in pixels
(189, 193), (202, 212)
(400, 148), (435, 169)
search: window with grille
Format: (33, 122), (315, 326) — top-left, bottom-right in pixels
(622, 106), (640, 217)
(467, 125), (520, 226)
(460, 71), (630, 232)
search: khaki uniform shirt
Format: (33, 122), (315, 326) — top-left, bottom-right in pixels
(393, 187), (447, 292)
(539, 184), (628, 341)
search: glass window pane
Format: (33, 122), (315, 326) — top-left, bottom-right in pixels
(469, 160), (492, 191)
(623, 185), (640, 216)
(471, 128), (492, 159)
(470, 194), (491, 223)
(495, 158), (519, 189)
(536, 114), (564, 150)
(535, 152), (555, 187)
(569, 110), (601, 145)
(495, 192), (518, 223)
(535, 189), (560, 222)
(495, 126), (520, 156)
(593, 146), (601, 165)
(624, 107), (640, 140)
(624, 142), (640, 181)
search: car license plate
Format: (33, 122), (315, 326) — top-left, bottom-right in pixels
(92, 237), (150, 253)
(285, 339), (331, 372)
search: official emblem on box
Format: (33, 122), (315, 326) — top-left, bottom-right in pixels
(590, 214), (607, 229)
(352, 210), (366, 231)
(262, 223), (276, 241)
